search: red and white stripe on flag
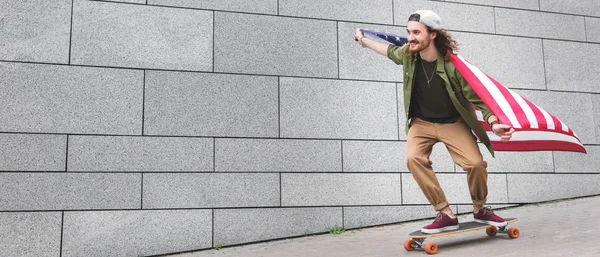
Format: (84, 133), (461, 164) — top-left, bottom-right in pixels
(448, 54), (586, 153)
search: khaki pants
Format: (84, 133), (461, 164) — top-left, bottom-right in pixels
(407, 118), (488, 211)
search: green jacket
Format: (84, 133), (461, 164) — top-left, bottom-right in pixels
(387, 44), (495, 157)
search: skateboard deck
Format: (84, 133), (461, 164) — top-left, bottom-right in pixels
(404, 218), (519, 254)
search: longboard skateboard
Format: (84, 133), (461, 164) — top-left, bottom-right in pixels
(404, 218), (520, 255)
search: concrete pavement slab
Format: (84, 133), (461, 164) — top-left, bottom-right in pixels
(164, 195), (600, 257)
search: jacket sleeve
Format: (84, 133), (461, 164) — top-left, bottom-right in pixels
(456, 70), (495, 123)
(387, 44), (407, 65)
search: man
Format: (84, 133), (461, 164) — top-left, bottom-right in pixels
(353, 10), (515, 234)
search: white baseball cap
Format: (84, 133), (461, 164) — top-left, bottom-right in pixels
(408, 10), (443, 30)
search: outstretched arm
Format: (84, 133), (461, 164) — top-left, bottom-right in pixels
(353, 28), (390, 56)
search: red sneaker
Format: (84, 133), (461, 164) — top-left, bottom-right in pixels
(474, 206), (507, 226)
(421, 213), (459, 234)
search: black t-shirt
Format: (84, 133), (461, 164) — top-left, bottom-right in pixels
(409, 55), (460, 123)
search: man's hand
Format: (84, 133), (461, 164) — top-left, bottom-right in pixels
(353, 28), (364, 44)
(491, 123), (514, 142)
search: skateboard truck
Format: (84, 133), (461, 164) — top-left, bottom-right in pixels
(404, 238), (438, 255)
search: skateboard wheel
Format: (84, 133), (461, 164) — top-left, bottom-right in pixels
(508, 227), (520, 239)
(424, 242), (438, 255)
(486, 226), (497, 237)
(404, 239), (415, 251)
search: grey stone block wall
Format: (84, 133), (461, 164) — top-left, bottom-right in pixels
(279, 0), (394, 24)
(214, 207), (342, 246)
(0, 0), (71, 63)
(447, 0), (539, 10)
(539, 0), (600, 16)
(281, 173), (402, 206)
(143, 173), (280, 208)
(62, 210), (212, 257)
(0, 212), (62, 257)
(71, 0), (213, 71)
(214, 12), (338, 77)
(495, 8), (586, 40)
(0, 173), (141, 211)
(595, 95), (600, 143)
(148, 0), (278, 15)
(68, 135), (214, 172)
(144, 71), (279, 137)
(0, 134), (66, 171)
(554, 146), (600, 173)
(507, 174), (600, 202)
(587, 17), (600, 43)
(280, 77), (398, 139)
(543, 40), (600, 93)
(0, 62), (143, 134)
(215, 138), (342, 172)
(1, 0), (598, 255)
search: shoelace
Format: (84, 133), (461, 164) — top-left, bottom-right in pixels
(480, 206), (494, 215)
(434, 212), (445, 222)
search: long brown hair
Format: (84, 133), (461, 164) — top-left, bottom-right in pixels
(432, 28), (459, 56)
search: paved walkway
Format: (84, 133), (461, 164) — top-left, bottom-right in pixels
(167, 196), (600, 257)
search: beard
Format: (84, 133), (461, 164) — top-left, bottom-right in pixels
(407, 37), (432, 53)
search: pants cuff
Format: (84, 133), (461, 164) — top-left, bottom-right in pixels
(472, 198), (487, 210)
(434, 201), (450, 211)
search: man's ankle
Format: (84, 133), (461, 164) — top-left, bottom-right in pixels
(440, 206), (455, 218)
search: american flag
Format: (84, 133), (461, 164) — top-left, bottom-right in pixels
(361, 29), (586, 153)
